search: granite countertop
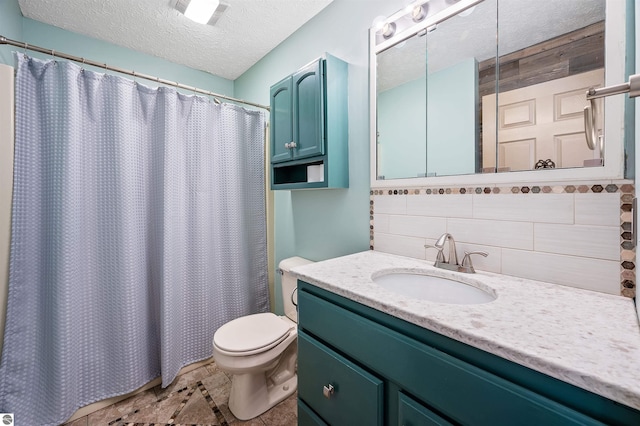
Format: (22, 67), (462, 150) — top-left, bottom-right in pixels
(291, 250), (640, 411)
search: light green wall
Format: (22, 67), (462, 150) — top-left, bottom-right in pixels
(427, 58), (478, 176)
(235, 0), (405, 314)
(377, 57), (478, 180)
(0, 0), (23, 64)
(377, 77), (427, 179)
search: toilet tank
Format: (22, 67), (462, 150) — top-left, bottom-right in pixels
(278, 256), (314, 323)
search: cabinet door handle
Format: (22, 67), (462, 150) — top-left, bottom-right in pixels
(289, 141), (297, 149)
(284, 142), (290, 149)
(323, 384), (335, 399)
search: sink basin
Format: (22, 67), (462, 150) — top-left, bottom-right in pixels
(372, 272), (496, 305)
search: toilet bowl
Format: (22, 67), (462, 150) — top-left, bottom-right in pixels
(212, 256), (313, 420)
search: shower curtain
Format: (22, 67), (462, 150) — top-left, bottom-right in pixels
(0, 54), (269, 425)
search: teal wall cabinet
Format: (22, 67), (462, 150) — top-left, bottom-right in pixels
(297, 281), (640, 426)
(270, 54), (348, 190)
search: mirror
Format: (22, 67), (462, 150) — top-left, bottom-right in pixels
(376, 30), (427, 179)
(373, 0), (608, 181)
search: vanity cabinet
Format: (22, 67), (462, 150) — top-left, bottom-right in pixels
(269, 54), (348, 190)
(298, 334), (383, 425)
(297, 281), (640, 426)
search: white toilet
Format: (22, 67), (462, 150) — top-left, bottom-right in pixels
(212, 256), (313, 420)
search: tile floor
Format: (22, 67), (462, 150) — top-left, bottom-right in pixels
(64, 362), (297, 426)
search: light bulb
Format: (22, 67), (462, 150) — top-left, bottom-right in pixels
(412, 5), (428, 22)
(382, 22), (396, 39)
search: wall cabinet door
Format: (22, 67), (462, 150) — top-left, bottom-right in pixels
(270, 77), (294, 163)
(292, 59), (324, 160)
(270, 59), (324, 164)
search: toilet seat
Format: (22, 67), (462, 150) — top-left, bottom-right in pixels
(214, 312), (293, 356)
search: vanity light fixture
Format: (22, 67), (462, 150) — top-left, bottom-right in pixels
(372, 0), (441, 44)
(412, 3), (429, 22)
(381, 22), (397, 39)
(175, 0), (227, 25)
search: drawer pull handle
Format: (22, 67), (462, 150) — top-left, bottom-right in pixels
(323, 384), (335, 399)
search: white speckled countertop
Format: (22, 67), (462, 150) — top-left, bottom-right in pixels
(291, 250), (640, 411)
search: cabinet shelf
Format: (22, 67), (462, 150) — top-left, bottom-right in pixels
(272, 158), (326, 190)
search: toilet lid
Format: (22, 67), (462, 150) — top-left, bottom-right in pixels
(214, 312), (292, 354)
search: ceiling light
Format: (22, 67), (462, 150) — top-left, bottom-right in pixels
(184, 0), (219, 24)
(174, 0), (228, 26)
(174, 0), (226, 25)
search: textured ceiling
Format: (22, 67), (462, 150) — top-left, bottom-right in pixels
(18, 0), (334, 80)
(378, 0), (605, 92)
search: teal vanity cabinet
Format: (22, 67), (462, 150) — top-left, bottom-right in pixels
(297, 281), (640, 426)
(269, 54), (348, 190)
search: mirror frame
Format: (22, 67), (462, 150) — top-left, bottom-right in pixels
(369, 0), (627, 188)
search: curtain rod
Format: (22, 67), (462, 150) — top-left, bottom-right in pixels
(0, 35), (270, 112)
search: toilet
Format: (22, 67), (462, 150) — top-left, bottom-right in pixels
(212, 256), (313, 420)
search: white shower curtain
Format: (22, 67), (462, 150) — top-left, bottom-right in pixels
(0, 54), (269, 425)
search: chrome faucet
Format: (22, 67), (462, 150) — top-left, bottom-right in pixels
(425, 233), (488, 273)
(435, 233), (458, 267)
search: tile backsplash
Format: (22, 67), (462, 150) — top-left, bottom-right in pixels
(370, 182), (635, 297)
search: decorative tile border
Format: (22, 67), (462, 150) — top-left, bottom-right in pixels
(369, 183), (636, 298)
(371, 183), (633, 196)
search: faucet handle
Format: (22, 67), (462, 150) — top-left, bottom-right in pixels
(425, 245), (445, 263)
(460, 251), (488, 273)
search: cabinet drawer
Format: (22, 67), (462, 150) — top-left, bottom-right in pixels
(298, 399), (328, 426)
(299, 289), (603, 426)
(298, 331), (384, 426)
(399, 392), (453, 426)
